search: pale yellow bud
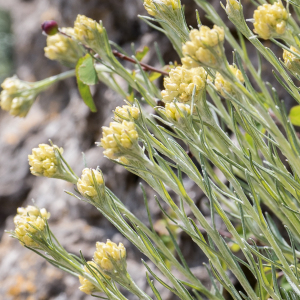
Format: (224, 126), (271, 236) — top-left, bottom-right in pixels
(182, 25), (224, 68)
(28, 144), (63, 177)
(74, 15), (103, 49)
(253, 1), (288, 40)
(101, 121), (138, 159)
(214, 65), (244, 97)
(78, 261), (103, 295)
(0, 76), (35, 117)
(164, 102), (191, 121)
(94, 240), (126, 271)
(44, 28), (83, 66)
(13, 205), (50, 247)
(144, 0), (179, 16)
(161, 66), (206, 103)
(114, 105), (140, 122)
(77, 168), (104, 197)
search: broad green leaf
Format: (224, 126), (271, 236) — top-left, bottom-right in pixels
(76, 58), (97, 112)
(77, 54), (98, 85)
(136, 46), (149, 61)
(289, 105), (300, 126)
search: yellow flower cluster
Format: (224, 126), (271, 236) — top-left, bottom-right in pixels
(214, 65), (244, 98)
(28, 144), (63, 177)
(164, 102), (191, 121)
(253, 1), (288, 40)
(182, 26), (225, 68)
(101, 121), (138, 159)
(78, 262), (100, 295)
(227, 0), (240, 10)
(114, 105), (140, 122)
(144, 0), (179, 16)
(161, 66), (206, 103)
(0, 76), (35, 117)
(74, 15), (103, 47)
(14, 206), (50, 247)
(44, 27), (82, 66)
(77, 168), (104, 198)
(94, 240), (126, 271)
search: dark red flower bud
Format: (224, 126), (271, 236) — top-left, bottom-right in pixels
(41, 20), (58, 36)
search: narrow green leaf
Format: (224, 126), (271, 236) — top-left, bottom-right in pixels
(136, 46), (149, 61)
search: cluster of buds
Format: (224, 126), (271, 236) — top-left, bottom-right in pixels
(94, 240), (126, 272)
(143, 0), (179, 16)
(283, 46), (300, 76)
(28, 144), (63, 178)
(0, 76), (37, 117)
(114, 105), (140, 122)
(13, 206), (50, 247)
(44, 27), (84, 67)
(78, 261), (103, 295)
(161, 66), (206, 103)
(182, 25), (225, 68)
(74, 15), (103, 50)
(214, 65), (244, 98)
(163, 102), (191, 122)
(253, 1), (288, 40)
(100, 121), (139, 159)
(77, 168), (104, 198)
(28, 144), (78, 183)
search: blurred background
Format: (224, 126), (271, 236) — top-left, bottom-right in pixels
(0, 0), (295, 299)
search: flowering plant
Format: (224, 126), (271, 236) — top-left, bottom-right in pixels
(3, 0), (300, 299)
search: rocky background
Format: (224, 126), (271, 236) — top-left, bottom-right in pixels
(0, 0), (296, 299)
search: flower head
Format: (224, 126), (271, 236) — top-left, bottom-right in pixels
(0, 76), (36, 117)
(77, 168), (104, 198)
(164, 102), (191, 121)
(283, 46), (300, 76)
(114, 105), (140, 122)
(13, 205), (50, 247)
(253, 1), (288, 40)
(161, 66), (206, 103)
(44, 27), (83, 66)
(144, 0), (179, 16)
(74, 15), (103, 49)
(100, 121), (138, 159)
(28, 144), (63, 178)
(78, 261), (103, 295)
(94, 240), (126, 271)
(182, 26), (225, 68)
(214, 65), (244, 97)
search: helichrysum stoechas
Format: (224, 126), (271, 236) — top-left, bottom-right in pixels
(28, 144), (63, 177)
(164, 102), (191, 121)
(143, 0), (179, 16)
(77, 168), (104, 198)
(182, 26), (225, 68)
(94, 240), (126, 271)
(161, 66), (206, 103)
(100, 121), (138, 159)
(253, 1), (288, 40)
(0, 76), (36, 117)
(74, 15), (103, 49)
(78, 261), (103, 295)
(44, 27), (83, 66)
(214, 65), (244, 97)
(14, 206), (50, 247)
(114, 105), (140, 122)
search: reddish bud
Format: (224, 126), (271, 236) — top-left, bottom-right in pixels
(41, 20), (58, 36)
